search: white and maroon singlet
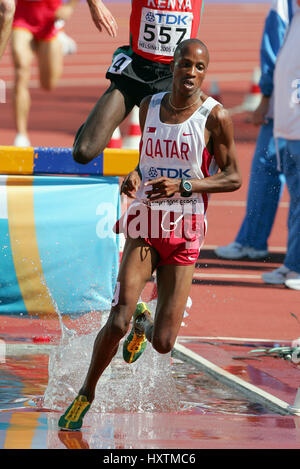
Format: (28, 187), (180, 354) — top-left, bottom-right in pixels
(115, 92), (221, 262)
(136, 92), (220, 220)
(129, 0), (203, 63)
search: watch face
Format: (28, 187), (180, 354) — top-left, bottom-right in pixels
(180, 179), (192, 197)
(183, 180), (192, 192)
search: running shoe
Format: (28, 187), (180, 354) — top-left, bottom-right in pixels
(261, 265), (291, 285)
(285, 274), (300, 290)
(14, 133), (31, 147)
(58, 395), (91, 431)
(58, 31), (77, 55)
(214, 242), (268, 260)
(123, 302), (150, 364)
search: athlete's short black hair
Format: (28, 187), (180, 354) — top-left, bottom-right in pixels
(174, 38), (209, 64)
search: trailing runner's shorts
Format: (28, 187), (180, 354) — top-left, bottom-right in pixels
(13, 2), (59, 41)
(106, 46), (173, 106)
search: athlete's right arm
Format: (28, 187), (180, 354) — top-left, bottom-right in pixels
(86, 0), (118, 37)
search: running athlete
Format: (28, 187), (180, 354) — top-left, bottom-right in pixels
(73, 0), (204, 163)
(11, 0), (78, 147)
(0, 0), (15, 59)
(59, 39), (242, 431)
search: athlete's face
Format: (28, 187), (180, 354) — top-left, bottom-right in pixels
(171, 43), (209, 95)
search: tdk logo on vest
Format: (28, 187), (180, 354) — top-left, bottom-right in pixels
(145, 12), (156, 22)
(155, 13), (189, 25)
(148, 167), (191, 178)
(146, 1), (192, 10)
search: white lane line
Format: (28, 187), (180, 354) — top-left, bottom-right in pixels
(178, 336), (292, 344)
(202, 245), (286, 253)
(209, 200), (289, 208)
(173, 342), (296, 416)
(193, 272), (261, 280)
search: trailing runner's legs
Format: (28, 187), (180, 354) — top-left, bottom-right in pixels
(73, 83), (135, 163)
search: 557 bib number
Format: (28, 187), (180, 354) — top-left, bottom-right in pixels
(138, 8), (193, 57)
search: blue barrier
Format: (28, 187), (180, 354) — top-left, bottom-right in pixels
(0, 174), (120, 317)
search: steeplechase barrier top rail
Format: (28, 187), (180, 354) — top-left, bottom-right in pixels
(0, 146), (139, 176)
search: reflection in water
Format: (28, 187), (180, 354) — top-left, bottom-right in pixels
(0, 354), (49, 409)
(58, 430), (89, 449)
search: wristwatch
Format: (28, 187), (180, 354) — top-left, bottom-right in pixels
(180, 178), (193, 197)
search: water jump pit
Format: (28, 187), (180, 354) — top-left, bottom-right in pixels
(1, 307), (300, 450)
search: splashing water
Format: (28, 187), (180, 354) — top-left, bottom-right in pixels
(43, 297), (181, 413)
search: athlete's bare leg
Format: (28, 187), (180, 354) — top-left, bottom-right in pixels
(0, 0), (15, 59)
(143, 263), (195, 353)
(12, 31), (63, 143)
(11, 29), (35, 139)
(73, 83), (135, 164)
(36, 36), (63, 90)
(78, 237), (159, 403)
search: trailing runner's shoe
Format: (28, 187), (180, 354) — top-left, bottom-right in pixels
(123, 302), (151, 364)
(58, 395), (91, 431)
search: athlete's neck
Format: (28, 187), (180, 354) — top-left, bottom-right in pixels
(168, 91), (203, 112)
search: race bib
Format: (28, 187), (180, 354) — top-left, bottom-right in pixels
(138, 7), (193, 57)
(108, 53), (133, 75)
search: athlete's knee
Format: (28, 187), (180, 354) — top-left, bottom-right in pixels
(14, 62), (31, 85)
(72, 139), (93, 164)
(0, 0), (15, 21)
(73, 135), (105, 164)
(152, 335), (175, 355)
(72, 126), (102, 164)
(106, 306), (131, 341)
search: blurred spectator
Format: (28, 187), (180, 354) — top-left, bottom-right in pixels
(262, 0), (300, 290)
(0, 0), (15, 59)
(215, 0), (292, 260)
(11, 0), (78, 147)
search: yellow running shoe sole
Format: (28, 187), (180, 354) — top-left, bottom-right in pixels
(123, 302), (150, 364)
(58, 395), (91, 431)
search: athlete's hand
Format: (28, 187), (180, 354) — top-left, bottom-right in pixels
(120, 170), (141, 198)
(145, 177), (181, 200)
(87, 0), (118, 37)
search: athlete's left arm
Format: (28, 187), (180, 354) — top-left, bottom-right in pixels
(192, 106), (242, 194)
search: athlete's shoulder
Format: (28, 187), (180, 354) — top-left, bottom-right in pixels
(141, 92), (166, 110)
(206, 103), (232, 136)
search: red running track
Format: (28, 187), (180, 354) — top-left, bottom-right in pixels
(1, 2), (300, 450)
(0, 1), (295, 341)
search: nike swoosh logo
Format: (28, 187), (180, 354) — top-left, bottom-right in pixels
(183, 133), (193, 136)
(188, 256), (197, 261)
